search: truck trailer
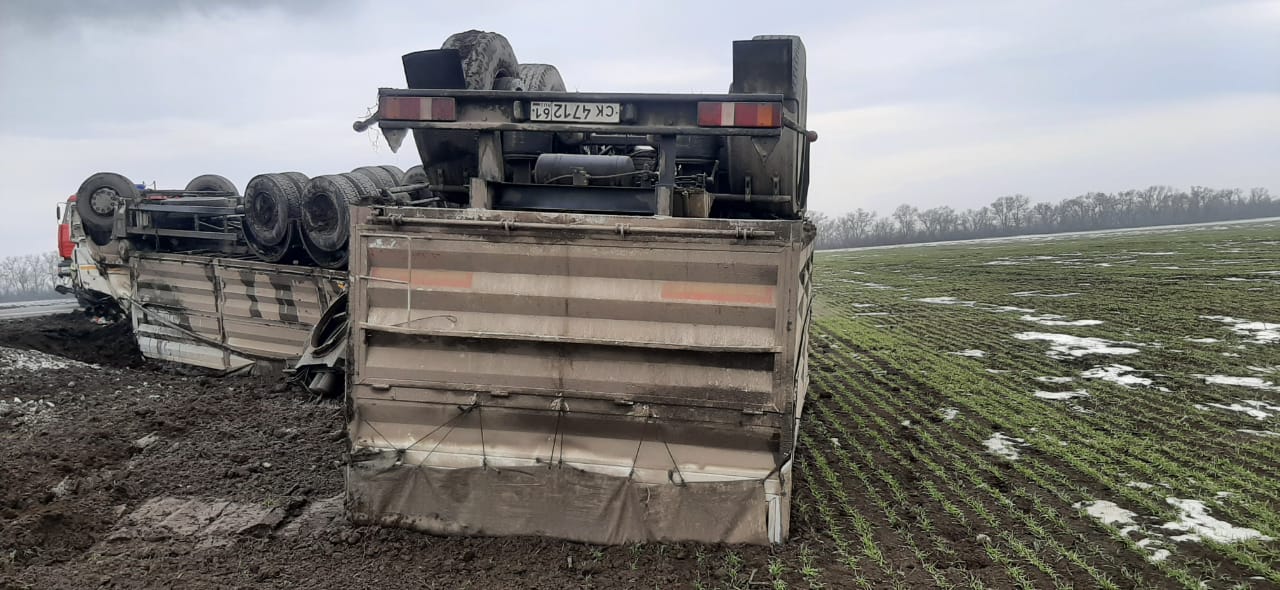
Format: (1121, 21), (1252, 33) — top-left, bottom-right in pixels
(62, 30), (816, 544)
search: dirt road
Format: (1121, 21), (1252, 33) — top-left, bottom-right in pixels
(0, 299), (79, 321)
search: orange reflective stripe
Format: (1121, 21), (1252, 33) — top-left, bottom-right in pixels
(661, 282), (774, 305)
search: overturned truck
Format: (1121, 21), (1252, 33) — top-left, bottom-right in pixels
(68, 31), (816, 544)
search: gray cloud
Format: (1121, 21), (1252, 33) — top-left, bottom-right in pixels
(0, 0), (342, 28)
(0, 0), (1277, 257)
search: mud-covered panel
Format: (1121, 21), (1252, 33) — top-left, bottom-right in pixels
(347, 459), (777, 545)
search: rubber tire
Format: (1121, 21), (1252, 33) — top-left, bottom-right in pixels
(244, 173), (301, 247)
(441, 30), (521, 90)
(185, 174), (239, 194)
(516, 64), (566, 91)
(492, 76), (526, 91)
(376, 165), (405, 186)
(403, 165), (428, 185)
(340, 172), (380, 203)
(350, 166), (397, 190)
(302, 174), (360, 253)
(76, 172), (139, 246)
(281, 172), (310, 194)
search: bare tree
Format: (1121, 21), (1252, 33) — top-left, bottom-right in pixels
(892, 204), (918, 237)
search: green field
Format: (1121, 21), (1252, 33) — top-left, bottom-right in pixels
(790, 219), (1279, 589)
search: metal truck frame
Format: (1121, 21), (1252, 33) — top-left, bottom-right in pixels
(58, 31), (816, 545)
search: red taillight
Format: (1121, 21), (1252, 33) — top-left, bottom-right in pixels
(380, 96), (457, 121)
(58, 224), (73, 259)
(697, 102), (783, 128)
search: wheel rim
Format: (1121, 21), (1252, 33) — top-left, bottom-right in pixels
(90, 187), (118, 216)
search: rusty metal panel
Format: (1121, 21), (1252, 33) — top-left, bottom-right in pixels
(130, 253), (345, 371)
(347, 206), (815, 544)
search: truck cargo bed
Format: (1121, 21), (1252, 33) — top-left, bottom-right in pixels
(346, 206), (814, 544)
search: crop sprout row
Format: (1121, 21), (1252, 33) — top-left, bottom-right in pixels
(795, 223), (1278, 589)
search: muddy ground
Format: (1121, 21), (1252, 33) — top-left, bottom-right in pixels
(0, 313), (1157, 589)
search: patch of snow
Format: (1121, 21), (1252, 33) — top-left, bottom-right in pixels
(915, 297), (1035, 314)
(983, 432), (1026, 460)
(1021, 314), (1104, 327)
(1195, 375), (1280, 392)
(1238, 429), (1280, 438)
(1248, 366), (1278, 374)
(1081, 365), (1152, 387)
(0, 347), (94, 372)
(949, 349), (986, 358)
(1095, 263), (1114, 267)
(1195, 400), (1280, 420)
(854, 312), (891, 316)
(1010, 291), (1080, 298)
(1013, 332), (1141, 359)
(1200, 315), (1280, 344)
(836, 279), (905, 291)
(989, 305), (1038, 313)
(1184, 337), (1219, 344)
(984, 260), (1023, 266)
(1222, 352), (1241, 358)
(985, 369), (1010, 374)
(850, 303), (876, 308)
(1034, 390), (1090, 400)
(1036, 376), (1074, 384)
(1073, 500), (1137, 526)
(1160, 498), (1272, 543)
(1130, 251), (1178, 256)
(1127, 481), (1155, 490)
(938, 408), (959, 421)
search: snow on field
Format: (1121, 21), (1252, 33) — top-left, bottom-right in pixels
(1195, 374), (1280, 392)
(1075, 496), (1271, 563)
(1238, 429), (1280, 438)
(1034, 390), (1090, 400)
(1249, 366), (1278, 374)
(837, 279), (906, 291)
(1198, 316), (1280, 344)
(983, 432), (1026, 460)
(1014, 332), (1140, 359)
(1162, 498), (1273, 543)
(1010, 291), (1080, 298)
(1020, 314), (1104, 327)
(1184, 337), (1220, 344)
(1036, 376), (1074, 384)
(1195, 400), (1280, 420)
(916, 297), (1036, 314)
(950, 349), (986, 358)
(851, 303), (877, 308)
(1081, 365), (1152, 387)
(1127, 481), (1155, 490)
(1074, 500), (1138, 526)
(938, 408), (959, 421)
(0, 347), (93, 371)
(855, 312), (892, 316)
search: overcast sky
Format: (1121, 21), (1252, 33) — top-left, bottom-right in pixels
(1, 0), (1277, 256)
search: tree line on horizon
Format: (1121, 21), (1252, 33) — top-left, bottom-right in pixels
(0, 252), (63, 303)
(811, 186), (1278, 250)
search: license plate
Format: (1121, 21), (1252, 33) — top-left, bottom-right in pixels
(530, 101), (621, 123)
